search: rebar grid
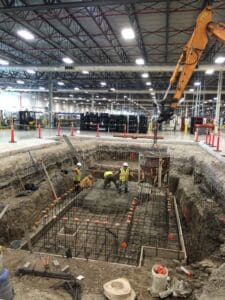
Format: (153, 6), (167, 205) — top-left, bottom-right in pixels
(31, 183), (180, 266)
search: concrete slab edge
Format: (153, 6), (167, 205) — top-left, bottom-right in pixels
(0, 141), (57, 158)
(199, 141), (225, 163)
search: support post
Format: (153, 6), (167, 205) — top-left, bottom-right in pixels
(48, 74), (53, 129)
(215, 71), (223, 134)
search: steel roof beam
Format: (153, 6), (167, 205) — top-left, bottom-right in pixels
(3, 13), (65, 64)
(85, 6), (130, 63)
(0, 64), (225, 72)
(3, 88), (224, 95)
(164, 0), (170, 63)
(125, 3), (148, 62)
(19, 0), (94, 63)
(63, 9), (112, 63)
(0, 1), (162, 13)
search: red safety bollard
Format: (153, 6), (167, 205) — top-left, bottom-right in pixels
(195, 128), (199, 142)
(123, 124), (127, 138)
(9, 123), (16, 143)
(215, 129), (221, 152)
(56, 121), (61, 136)
(70, 122), (74, 137)
(37, 123), (42, 139)
(96, 124), (100, 137)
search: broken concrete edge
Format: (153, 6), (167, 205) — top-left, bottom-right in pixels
(199, 141), (225, 163)
(0, 140), (58, 159)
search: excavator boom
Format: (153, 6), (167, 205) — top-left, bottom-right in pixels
(158, 6), (225, 123)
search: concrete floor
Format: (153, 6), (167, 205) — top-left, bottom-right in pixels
(1, 127), (225, 159)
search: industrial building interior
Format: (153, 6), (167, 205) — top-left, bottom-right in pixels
(0, 0), (225, 300)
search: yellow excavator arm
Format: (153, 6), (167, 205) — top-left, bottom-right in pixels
(158, 6), (225, 122)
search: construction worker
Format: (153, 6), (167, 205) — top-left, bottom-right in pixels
(118, 162), (130, 193)
(72, 162), (82, 189)
(103, 171), (119, 190)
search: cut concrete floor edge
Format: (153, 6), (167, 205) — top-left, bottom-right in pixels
(198, 141), (225, 164)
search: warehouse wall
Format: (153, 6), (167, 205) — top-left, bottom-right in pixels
(0, 91), (75, 113)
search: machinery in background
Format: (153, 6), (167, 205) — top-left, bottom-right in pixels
(54, 112), (80, 128)
(18, 111), (43, 130)
(158, 5), (225, 123)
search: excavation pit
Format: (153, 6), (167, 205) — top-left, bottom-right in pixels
(23, 180), (185, 266)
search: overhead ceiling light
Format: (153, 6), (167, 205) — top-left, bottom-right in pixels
(205, 69), (214, 75)
(135, 58), (145, 65)
(78, 97), (82, 100)
(17, 80), (24, 84)
(69, 94), (73, 97)
(0, 59), (9, 65)
(215, 56), (225, 64)
(110, 88), (116, 92)
(74, 87), (80, 91)
(57, 81), (64, 86)
(27, 69), (35, 74)
(121, 28), (135, 40)
(146, 81), (151, 86)
(96, 95), (99, 98)
(100, 81), (107, 86)
(62, 57), (74, 64)
(103, 97), (107, 100)
(39, 86), (45, 90)
(82, 70), (89, 74)
(149, 88), (153, 91)
(141, 73), (149, 78)
(17, 29), (34, 40)
(189, 88), (194, 92)
(194, 81), (201, 86)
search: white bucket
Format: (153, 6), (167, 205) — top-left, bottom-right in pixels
(151, 264), (168, 294)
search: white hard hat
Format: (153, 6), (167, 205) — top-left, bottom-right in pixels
(77, 162), (82, 167)
(123, 162), (128, 167)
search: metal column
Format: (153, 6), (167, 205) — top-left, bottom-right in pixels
(91, 94), (95, 111)
(215, 71), (223, 134)
(48, 74), (53, 129)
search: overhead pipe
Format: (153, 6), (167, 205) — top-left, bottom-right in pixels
(0, 64), (225, 73)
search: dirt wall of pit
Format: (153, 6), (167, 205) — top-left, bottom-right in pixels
(169, 154), (225, 262)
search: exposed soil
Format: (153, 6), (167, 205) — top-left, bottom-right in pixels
(1, 138), (225, 299)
